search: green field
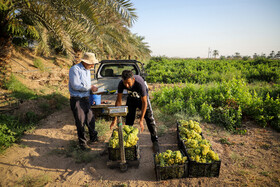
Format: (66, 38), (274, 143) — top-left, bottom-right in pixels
(147, 57), (280, 133)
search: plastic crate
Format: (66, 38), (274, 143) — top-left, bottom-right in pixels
(108, 142), (140, 161)
(181, 141), (221, 178)
(176, 121), (183, 150)
(154, 153), (188, 181)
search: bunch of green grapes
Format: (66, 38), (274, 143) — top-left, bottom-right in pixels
(155, 150), (187, 167)
(179, 128), (202, 140)
(109, 125), (139, 148)
(186, 139), (219, 163)
(179, 120), (202, 134)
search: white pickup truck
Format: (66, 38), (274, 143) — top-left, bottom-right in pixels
(90, 60), (146, 117)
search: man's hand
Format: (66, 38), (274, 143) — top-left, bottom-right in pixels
(110, 117), (117, 130)
(139, 119), (144, 132)
(91, 85), (98, 92)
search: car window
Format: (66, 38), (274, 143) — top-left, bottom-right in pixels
(100, 64), (138, 77)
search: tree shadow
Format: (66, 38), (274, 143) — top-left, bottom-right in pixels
(18, 126), (162, 181)
(1, 106), (181, 183)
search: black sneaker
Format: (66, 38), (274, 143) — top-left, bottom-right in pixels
(88, 137), (98, 145)
(153, 141), (160, 153)
(80, 144), (91, 151)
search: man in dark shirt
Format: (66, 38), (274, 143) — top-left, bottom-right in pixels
(110, 70), (159, 153)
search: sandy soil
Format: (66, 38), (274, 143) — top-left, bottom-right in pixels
(1, 106), (279, 187)
(0, 51), (279, 186)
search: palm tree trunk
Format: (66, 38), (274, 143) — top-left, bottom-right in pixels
(0, 36), (13, 88)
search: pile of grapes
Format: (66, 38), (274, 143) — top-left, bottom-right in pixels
(179, 120), (202, 140)
(155, 150), (188, 179)
(155, 150), (187, 167)
(109, 125), (139, 148)
(179, 120), (220, 163)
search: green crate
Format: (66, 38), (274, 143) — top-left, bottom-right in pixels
(154, 153), (188, 181)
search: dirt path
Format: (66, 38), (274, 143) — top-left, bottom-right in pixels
(1, 105), (279, 186)
(0, 107), (179, 186)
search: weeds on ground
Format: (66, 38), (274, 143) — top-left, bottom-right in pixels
(157, 124), (167, 137)
(50, 119), (110, 163)
(1, 76), (68, 153)
(220, 138), (233, 145)
(230, 152), (241, 163)
(50, 140), (99, 163)
(259, 171), (271, 177)
(237, 169), (249, 177)
(39, 102), (51, 112)
(95, 119), (110, 139)
(33, 58), (45, 71)
(5, 75), (68, 107)
(153, 108), (174, 128)
(4, 74), (37, 100)
(16, 173), (51, 187)
(0, 113), (39, 153)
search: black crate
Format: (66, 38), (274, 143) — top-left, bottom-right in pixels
(154, 153), (188, 181)
(108, 142), (140, 161)
(176, 121), (184, 150)
(181, 142), (221, 178)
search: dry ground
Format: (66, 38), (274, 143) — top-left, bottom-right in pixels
(0, 51), (279, 186)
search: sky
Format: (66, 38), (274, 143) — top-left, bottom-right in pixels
(130, 0), (280, 58)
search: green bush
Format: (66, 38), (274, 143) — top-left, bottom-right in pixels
(200, 102), (213, 122)
(211, 106), (242, 131)
(152, 79), (280, 132)
(0, 113), (39, 152)
(0, 124), (16, 149)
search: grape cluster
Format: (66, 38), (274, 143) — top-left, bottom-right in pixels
(179, 120), (202, 140)
(186, 139), (219, 163)
(179, 120), (202, 133)
(155, 150), (187, 167)
(109, 125), (139, 148)
(179, 120), (220, 163)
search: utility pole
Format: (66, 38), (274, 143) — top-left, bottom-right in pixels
(208, 47), (212, 58)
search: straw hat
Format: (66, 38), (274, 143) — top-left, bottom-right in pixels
(81, 52), (99, 64)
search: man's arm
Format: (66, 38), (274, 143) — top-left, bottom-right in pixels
(115, 93), (123, 106)
(110, 93), (123, 129)
(139, 95), (147, 132)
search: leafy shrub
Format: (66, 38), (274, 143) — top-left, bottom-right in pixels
(152, 79), (280, 132)
(200, 102), (213, 122)
(0, 124), (16, 149)
(0, 113), (38, 152)
(211, 106), (242, 131)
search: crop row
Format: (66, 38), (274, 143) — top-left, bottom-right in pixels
(146, 57), (280, 84)
(152, 79), (280, 132)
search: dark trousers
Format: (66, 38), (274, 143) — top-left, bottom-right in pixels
(126, 96), (158, 142)
(70, 97), (97, 146)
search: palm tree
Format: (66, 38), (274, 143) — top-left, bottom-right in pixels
(275, 51), (280, 58)
(0, 0), (141, 87)
(234, 52), (241, 59)
(269, 50), (275, 58)
(212, 50), (219, 58)
(253, 53), (258, 59)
